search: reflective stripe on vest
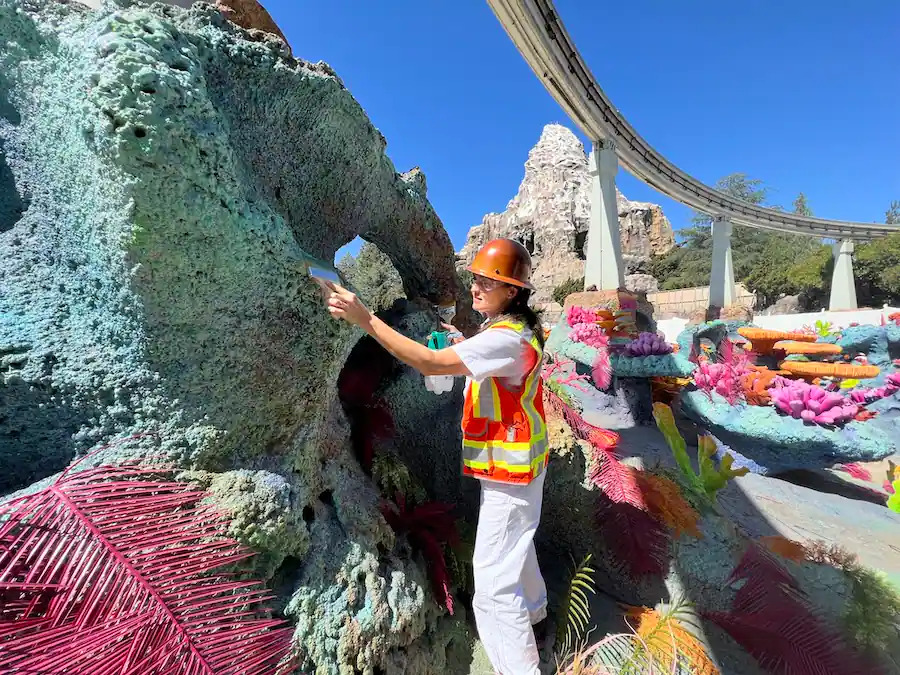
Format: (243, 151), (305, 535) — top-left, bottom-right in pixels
(461, 320), (548, 485)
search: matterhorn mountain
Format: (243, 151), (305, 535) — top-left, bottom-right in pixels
(457, 124), (675, 311)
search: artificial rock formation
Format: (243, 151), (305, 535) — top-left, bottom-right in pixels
(457, 124), (675, 309)
(0, 0), (473, 671)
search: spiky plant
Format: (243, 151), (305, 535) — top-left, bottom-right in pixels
(652, 402), (748, 502)
(545, 386), (670, 577)
(556, 554), (598, 655)
(0, 464), (294, 674)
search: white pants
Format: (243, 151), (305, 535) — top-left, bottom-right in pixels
(472, 471), (547, 675)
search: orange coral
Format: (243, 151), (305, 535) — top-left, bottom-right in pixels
(737, 327), (816, 355)
(741, 368), (780, 406)
(779, 360), (880, 380)
(625, 606), (720, 675)
(634, 470), (702, 539)
(758, 535), (807, 562)
(773, 341), (842, 356)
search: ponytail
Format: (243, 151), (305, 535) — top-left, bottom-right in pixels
(485, 288), (545, 348)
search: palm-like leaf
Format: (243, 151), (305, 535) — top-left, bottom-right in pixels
(0, 465), (294, 674)
(557, 554), (597, 655)
(704, 543), (871, 675)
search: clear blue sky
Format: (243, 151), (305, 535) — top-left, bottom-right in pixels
(265, 1), (899, 256)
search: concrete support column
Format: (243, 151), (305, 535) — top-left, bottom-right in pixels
(828, 239), (858, 310)
(709, 216), (735, 308)
(584, 138), (624, 290)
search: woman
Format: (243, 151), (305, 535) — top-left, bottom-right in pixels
(321, 238), (548, 675)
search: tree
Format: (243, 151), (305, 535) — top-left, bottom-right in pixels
(885, 200), (900, 225)
(650, 173), (828, 308)
(854, 232), (900, 306)
(793, 193), (812, 217)
(690, 173), (770, 227)
(336, 242), (406, 312)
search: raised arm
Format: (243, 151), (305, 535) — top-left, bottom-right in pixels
(321, 280), (471, 377)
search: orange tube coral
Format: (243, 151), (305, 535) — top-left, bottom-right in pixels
(778, 361), (880, 380)
(773, 341), (842, 356)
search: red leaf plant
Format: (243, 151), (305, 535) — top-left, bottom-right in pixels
(381, 498), (459, 616)
(544, 386), (670, 577)
(704, 543), (871, 675)
(0, 464), (294, 674)
(596, 499), (670, 578)
(834, 462), (873, 482)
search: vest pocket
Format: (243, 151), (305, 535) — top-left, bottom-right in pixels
(464, 416), (489, 439)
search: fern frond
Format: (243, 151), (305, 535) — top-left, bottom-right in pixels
(597, 499), (670, 578)
(589, 447), (645, 508)
(625, 604), (719, 675)
(557, 554), (598, 655)
(705, 542), (871, 675)
(0, 466), (294, 674)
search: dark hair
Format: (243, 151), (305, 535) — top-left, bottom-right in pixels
(485, 287), (545, 348)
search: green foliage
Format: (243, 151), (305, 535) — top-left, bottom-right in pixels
(793, 192), (813, 216)
(691, 173), (769, 227)
(854, 232), (900, 306)
(336, 242), (405, 312)
(815, 320), (835, 338)
(652, 403), (748, 501)
(553, 278), (584, 306)
(557, 554), (597, 655)
(888, 479), (900, 514)
(885, 200), (900, 225)
(371, 452), (426, 505)
(843, 565), (900, 653)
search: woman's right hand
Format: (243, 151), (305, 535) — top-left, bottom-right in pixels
(441, 323), (464, 344)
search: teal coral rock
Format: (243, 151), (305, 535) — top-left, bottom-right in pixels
(0, 0), (471, 671)
(680, 389), (898, 473)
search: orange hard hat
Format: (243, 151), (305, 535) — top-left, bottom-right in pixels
(467, 238), (534, 290)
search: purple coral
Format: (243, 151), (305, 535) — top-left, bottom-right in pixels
(771, 381), (859, 426)
(624, 332), (672, 357)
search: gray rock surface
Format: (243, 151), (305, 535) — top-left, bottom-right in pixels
(457, 124), (675, 309)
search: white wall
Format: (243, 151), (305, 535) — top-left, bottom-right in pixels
(657, 307), (900, 344)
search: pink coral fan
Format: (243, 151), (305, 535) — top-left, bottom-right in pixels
(770, 380), (859, 426)
(591, 347), (612, 390)
(569, 322), (609, 349)
(566, 305), (601, 328)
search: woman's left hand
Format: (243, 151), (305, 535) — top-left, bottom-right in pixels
(320, 280), (373, 329)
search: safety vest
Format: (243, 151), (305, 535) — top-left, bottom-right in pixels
(461, 320), (548, 485)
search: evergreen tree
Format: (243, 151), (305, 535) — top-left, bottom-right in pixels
(793, 193), (812, 216)
(885, 200), (900, 225)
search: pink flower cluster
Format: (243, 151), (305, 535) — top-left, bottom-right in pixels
(566, 305), (602, 328)
(848, 372), (900, 404)
(771, 381), (859, 426)
(568, 322), (609, 349)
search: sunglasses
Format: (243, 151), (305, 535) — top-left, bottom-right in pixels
(471, 275), (508, 291)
